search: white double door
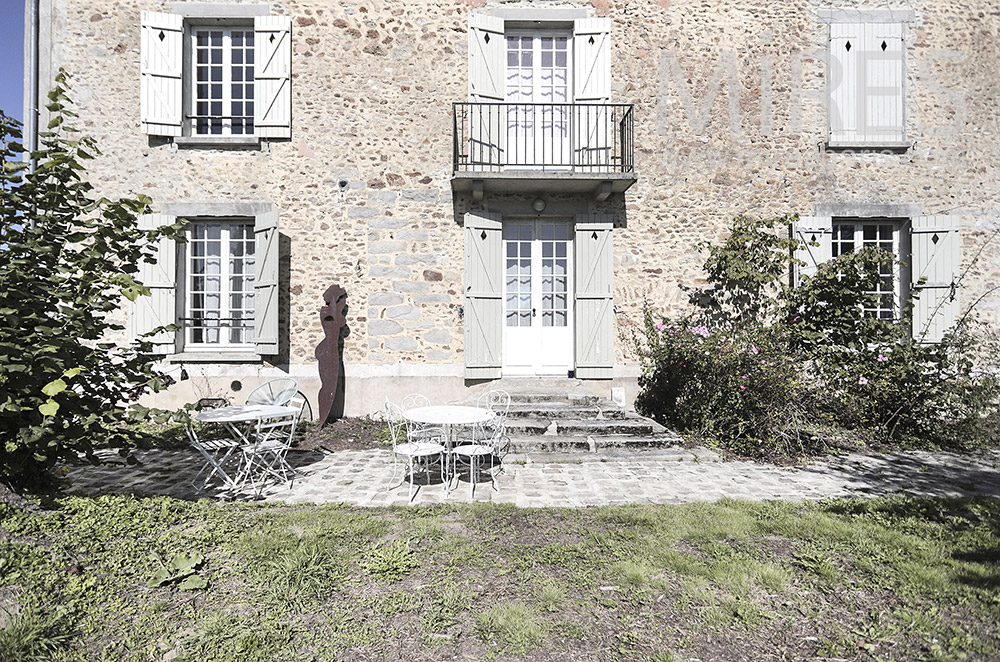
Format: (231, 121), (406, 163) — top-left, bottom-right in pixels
(505, 31), (572, 168)
(502, 220), (574, 376)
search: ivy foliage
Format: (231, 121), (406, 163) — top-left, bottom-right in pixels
(0, 73), (185, 491)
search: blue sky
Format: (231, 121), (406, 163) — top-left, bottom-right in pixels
(0, 0), (23, 122)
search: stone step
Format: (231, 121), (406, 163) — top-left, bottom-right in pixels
(503, 391), (603, 406)
(506, 433), (695, 455)
(505, 402), (627, 420)
(505, 416), (662, 437)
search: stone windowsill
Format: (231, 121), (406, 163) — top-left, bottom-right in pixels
(167, 352), (262, 364)
(173, 136), (261, 149)
(825, 141), (912, 153)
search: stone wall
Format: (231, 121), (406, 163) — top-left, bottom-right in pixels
(34, 0), (1000, 413)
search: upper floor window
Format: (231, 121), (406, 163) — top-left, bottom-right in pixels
(192, 28), (255, 136)
(827, 20), (906, 147)
(140, 10), (291, 142)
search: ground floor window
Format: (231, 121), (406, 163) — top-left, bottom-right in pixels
(185, 220), (256, 347)
(831, 219), (907, 320)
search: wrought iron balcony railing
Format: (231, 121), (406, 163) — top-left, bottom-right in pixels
(453, 103), (634, 175)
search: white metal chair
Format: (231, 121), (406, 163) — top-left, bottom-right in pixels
(186, 423), (242, 493)
(237, 412), (298, 497)
(385, 400), (447, 503)
(451, 412), (506, 497)
(245, 378), (299, 407)
(401, 393), (438, 442)
(458, 389), (511, 444)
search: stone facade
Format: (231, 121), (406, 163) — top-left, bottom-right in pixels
(29, 0), (1000, 415)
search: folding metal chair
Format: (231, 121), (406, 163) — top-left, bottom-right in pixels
(237, 413), (298, 497)
(186, 423), (241, 493)
(451, 412), (506, 497)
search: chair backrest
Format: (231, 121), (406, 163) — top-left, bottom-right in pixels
(286, 391), (309, 420)
(384, 400), (407, 451)
(401, 393), (430, 410)
(254, 413), (297, 449)
(477, 389), (511, 422)
(245, 378), (299, 407)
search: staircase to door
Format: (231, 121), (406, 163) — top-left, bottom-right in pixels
(467, 378), (679, 452)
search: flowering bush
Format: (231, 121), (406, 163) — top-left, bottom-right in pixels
(635, 214), (1000, 457)
(635, 310), (803, 455)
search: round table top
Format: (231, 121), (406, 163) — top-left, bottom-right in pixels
(403, 405), (494, 426)
(193, 404), (297, 424)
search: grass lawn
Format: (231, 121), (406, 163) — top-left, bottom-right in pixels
(1, 496), (998, 661)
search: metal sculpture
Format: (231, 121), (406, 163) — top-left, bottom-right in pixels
(316, 284), (349, 425)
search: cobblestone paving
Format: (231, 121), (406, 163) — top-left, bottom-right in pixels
(64, 446), (1000, 507)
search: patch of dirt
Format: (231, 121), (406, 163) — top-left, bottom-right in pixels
(293, 417), (390, 452)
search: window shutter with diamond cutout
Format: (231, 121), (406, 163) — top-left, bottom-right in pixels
(140, 11), (183, 137)
(128, 214), (177, 354)
(910, 215), (961, 343)
(791, 216), (833, 286)
(254, 16), (292, 139)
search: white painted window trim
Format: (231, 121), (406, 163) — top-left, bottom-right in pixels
(831, 218), (911, 320)
(179, 218), (257, 351)
(189, 25), (256, 137)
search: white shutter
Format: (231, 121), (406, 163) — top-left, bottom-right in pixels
(467, 15), (505, 171)
(254, 211), (280, 355)
(254, 16), (292, 139)
(464, 211), (503, 379)
(468, 15), (505, 102)
(791, 216), (833, 286)
(129, 214), (177, 354)
(575, 214), (614, 379)
(140, 11), (183, 137)
(864, 23), (904, 143)
(828, 22), (860, 145)
(829, 22), (904, 145)
(911, 215), (961, 343)
(574, 18), (613, 171)
(573, 18), (611, 102)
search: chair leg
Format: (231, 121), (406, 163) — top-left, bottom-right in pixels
(408, 456), (416, 503)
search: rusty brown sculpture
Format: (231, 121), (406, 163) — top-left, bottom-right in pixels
(316, 284), (349, 425)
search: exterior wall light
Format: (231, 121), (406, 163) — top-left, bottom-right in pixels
(532, 198), (546, 213)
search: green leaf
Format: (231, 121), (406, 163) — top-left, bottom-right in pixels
(146, 568), (172, 588)
(169, 551), (204, 574)
(42, 378), (68, 396)
(177, 574), (208, 591)
(38, 400), (59, 417)
(64, 367), (82, 378)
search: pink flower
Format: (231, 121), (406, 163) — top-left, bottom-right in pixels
(655, 323), (666, 331)
(877, 354), (888, 362)
(858, 376), (869, 385)
(780, 332), (787, 338)
(691, 324), (711, 338)
(750, 345), (759, 355)
(739, 385), (746, 390)
(740, 375), (748, 380)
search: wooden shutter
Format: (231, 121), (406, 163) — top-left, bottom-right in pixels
(254, 211), (280, 355)
(575, 214), (614, 379)
(911, 215), (961, 343)
(140, 11), (183, 137)
(464, 211), (503, 379)
(574, 18), (611, 102)
(865, 23), (905, 143)
(468, 15), (505, 171)
(829, 22), (904, 144)
(254, 16), (293, 139)
(791, 216), (833, 286)
(573, 18), (612, 171)
(468, 14), (505, 102)
(129, 214), (177, 354)
(828, 22), (860, 145)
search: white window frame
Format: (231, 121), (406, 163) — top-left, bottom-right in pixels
(831, 218), (910, 320)
(189, 24), (256, 137)
(182, 218), (257, 351)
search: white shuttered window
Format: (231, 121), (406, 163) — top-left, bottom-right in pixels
(140, 12), (291, 140)
(828, 22), (905, 146)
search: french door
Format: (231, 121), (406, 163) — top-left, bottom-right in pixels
(502, 220), (574, 376)
(505, 31), (571, 168)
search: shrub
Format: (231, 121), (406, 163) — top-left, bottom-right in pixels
(0, 75), (184, 492)
(635, 214), (1000, 456)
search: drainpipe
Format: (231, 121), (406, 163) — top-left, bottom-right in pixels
(25, 0), (40, 228)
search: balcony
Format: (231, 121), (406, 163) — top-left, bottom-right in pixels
(451, 103), (636, 200)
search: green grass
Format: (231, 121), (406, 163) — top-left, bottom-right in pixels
(1, 495), (998, 661)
